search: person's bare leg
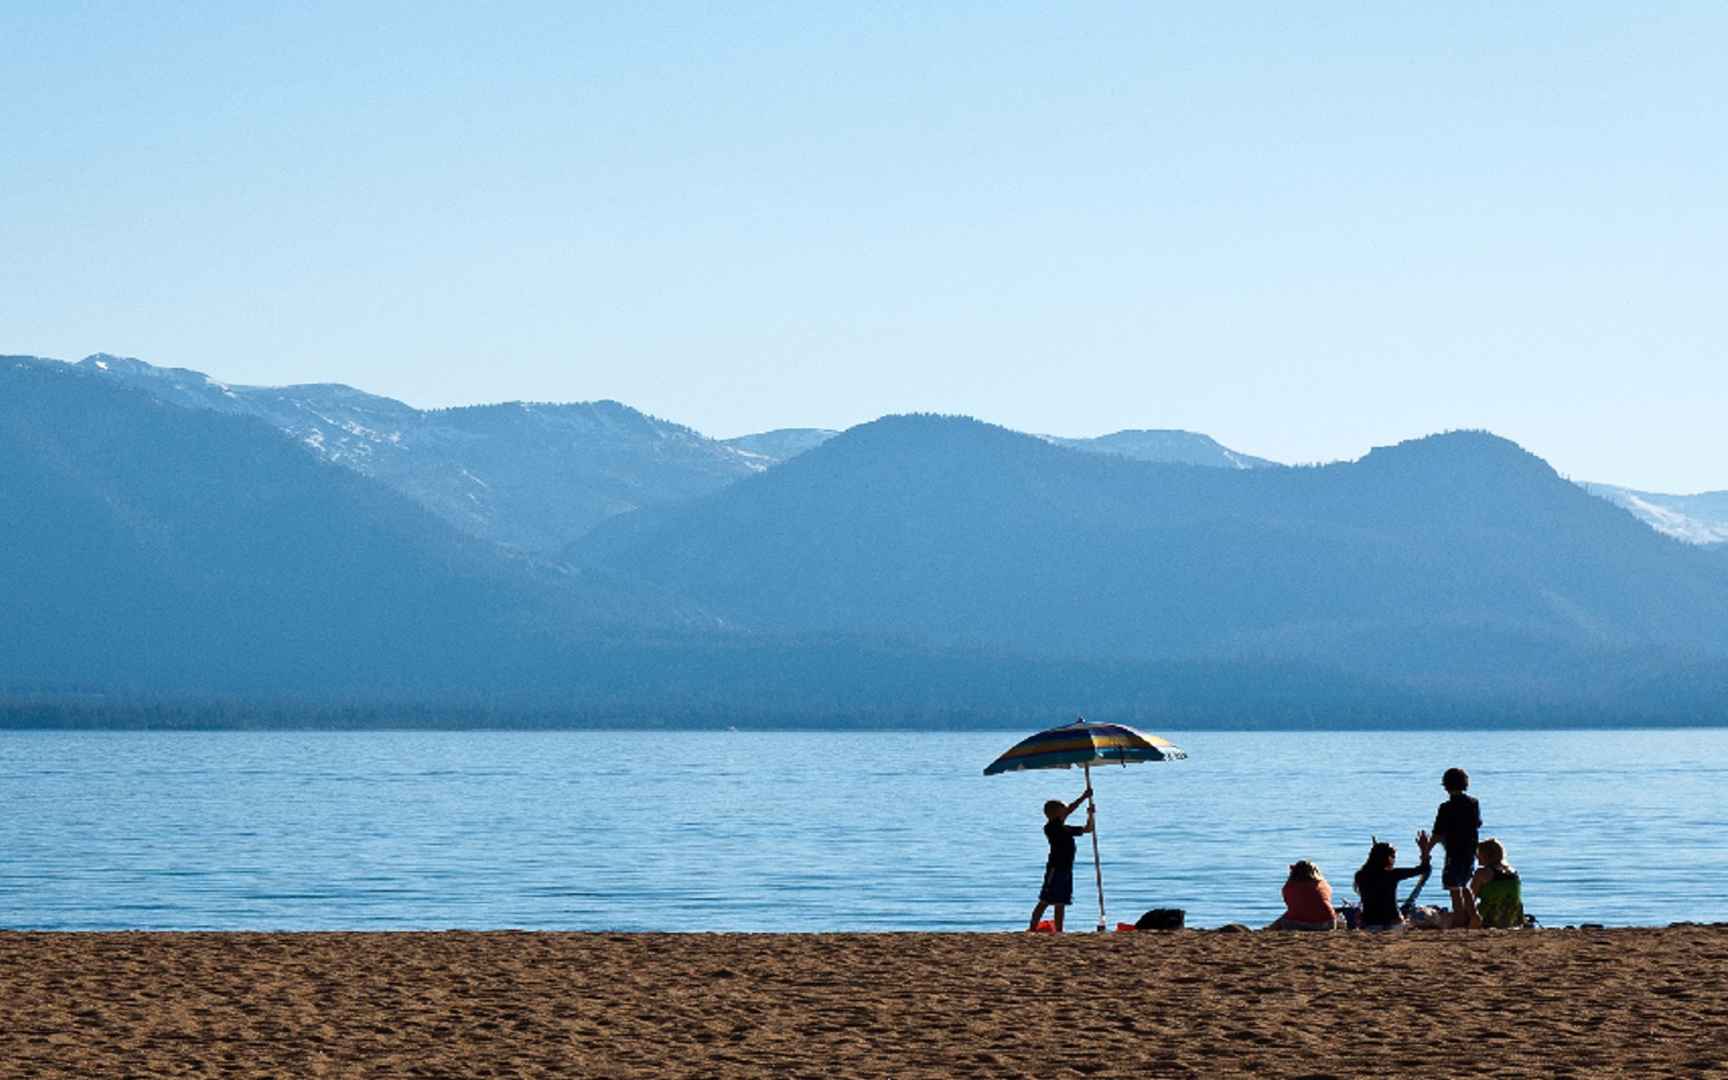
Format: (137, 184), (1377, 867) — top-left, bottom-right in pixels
(1453, 886), (1480, 929)
(1053, 904), (1066, 933)
(1029, 901), (1048, 931)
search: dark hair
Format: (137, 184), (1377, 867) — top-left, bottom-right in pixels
(1287, 860), (1323, 884)
(1354, 842), (1396, 895)
(1043, 799), (1065, 816)
(1443, 767), (1469, 792)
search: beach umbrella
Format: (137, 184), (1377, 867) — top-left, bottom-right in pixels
(984, 717), (1187, 931)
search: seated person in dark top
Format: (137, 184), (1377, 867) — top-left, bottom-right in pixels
(1268, 859), (1340, 931)
(1028, 787), (1093, 933)
(1432, 767), (1483, 929)
(1352, 831), (1435, 931)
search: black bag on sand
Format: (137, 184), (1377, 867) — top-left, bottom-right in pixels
(1135, 908), (1185, 930)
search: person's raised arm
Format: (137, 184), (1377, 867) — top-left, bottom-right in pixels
(1066, 787), (1094, 816)
(1079, 802), (1095, 834)
(1390, 831), (1436, 881)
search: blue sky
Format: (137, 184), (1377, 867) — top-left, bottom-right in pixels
(4, 3), (1724, 490)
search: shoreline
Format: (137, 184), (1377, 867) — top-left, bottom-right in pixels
(10, 718), (1728, 732)
(5, 927), (1726, 1077)
(5, 921), (1723, 933)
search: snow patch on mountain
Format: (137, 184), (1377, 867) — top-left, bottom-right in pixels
(1582, 483), (1728, 545)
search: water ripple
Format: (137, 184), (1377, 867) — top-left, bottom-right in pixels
(1, 729), (1725, 930)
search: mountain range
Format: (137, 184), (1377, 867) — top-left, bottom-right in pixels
(0, 358), (730, 696)
(37, 354), (762, 553)
(33, 353), (1721, 550)
(4, 352), (1725, 727)
(570, 415), (1728, 672)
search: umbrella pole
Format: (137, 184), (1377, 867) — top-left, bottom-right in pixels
(1084, 761), (1105, 932)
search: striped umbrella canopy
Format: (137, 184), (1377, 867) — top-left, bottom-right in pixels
(984, 718), (1187, 931)
(983, 719), (1186, 775)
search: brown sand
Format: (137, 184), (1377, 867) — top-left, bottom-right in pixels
(2, 927), (1727, 1078)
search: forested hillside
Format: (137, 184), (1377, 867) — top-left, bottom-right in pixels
(572, 415), (1728, 685)
(6, 361), (1726, 726)
(0, 361), (704, 693)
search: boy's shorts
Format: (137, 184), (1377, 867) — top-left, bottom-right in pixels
(1442, 850), (1476, 890)
(1039, 864), (1074, 906)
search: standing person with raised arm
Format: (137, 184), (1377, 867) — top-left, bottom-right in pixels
(1432, 767), (1483, 928)
(1028, 787), (1093, 932)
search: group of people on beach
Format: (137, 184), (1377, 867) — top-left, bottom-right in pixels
(1031, 766), (1525, 932)
(1270, 766), (1525, 931)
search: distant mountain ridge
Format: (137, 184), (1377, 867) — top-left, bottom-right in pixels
(721, 428), (841, 462)
(5, 355), (1728, 725)
(571, 415), (1728, 681)
(7, 355), (1287, 555)
(0, 359), (721, 695)
(1041, 429), (1278, 469)
(33, 353), (764, 553)
(714, 424), (1280, 470)
(16, 352), (1715, 554)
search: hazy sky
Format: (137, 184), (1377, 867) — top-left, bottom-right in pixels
(4, 3), (1724, 490)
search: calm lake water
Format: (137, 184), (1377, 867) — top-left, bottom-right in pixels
(2, 729), (1724, 931)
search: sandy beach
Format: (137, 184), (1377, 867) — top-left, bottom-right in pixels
(2, 926), (1726, 1078)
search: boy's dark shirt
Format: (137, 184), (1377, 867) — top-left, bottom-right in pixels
(1044, 821), (1083, 869)
(1432, 793), (1482, 855)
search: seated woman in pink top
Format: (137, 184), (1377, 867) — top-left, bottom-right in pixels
(1268, 860), (1341, 931)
